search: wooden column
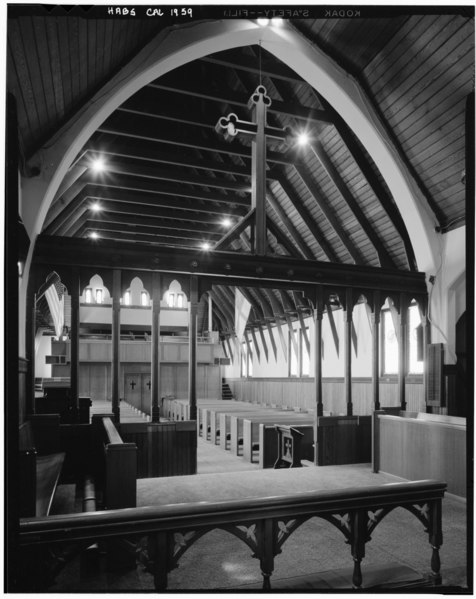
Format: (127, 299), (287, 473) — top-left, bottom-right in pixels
(252, 90), (267, 256)
(111, 269), (121, 423)
(208, 292), (213, 334)
(422, 315), (430, 408)
(313, 287), (324, 466)
(372, 291), (381, 411)
(188, 276), (199, 421)
(70, 268), (80, 417)
(314, 286), (324, 417)
(344, 288), (354, 416)
(25, 285), (36, 416)
(398, 293), (407, 411)
(151, 272), (161, 422)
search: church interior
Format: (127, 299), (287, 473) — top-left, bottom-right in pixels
(6, 6), (473, 593)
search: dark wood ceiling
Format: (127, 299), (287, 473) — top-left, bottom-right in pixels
(8, 9), (473, 338)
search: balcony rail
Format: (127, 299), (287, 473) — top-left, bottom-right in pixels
(19, 479), (445, 592)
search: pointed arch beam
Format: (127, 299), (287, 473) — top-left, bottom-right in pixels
(21, 19), (438, 316)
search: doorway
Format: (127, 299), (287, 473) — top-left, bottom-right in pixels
(124, 372), (151, 415)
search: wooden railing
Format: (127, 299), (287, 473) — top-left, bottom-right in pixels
(19, 479), (446, 592)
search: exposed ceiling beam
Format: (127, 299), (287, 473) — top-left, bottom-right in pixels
(98, 114), (298, 166)
(146, 82), (333, 125)
(266, 191), (315, 260)
(45, 188), (249, 236)
(273, 173), (339, 262)
(75, 158), (252, 193)
(81, 139), (256, 177)
(34, 235), (428, 295)
(200, 53), (306, 84)
(214, 209), (255, 251)
(67, 213), (223, 238)
(292, 164), (364, 265)
(266, 216), (302, 259)
(308, 140), (395, 268)
(317, 94), (417, 270)
(78, 221), (219, 243)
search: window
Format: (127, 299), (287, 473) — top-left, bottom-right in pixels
(382, 309), (398, 374)
(381, 304), (424, 376)
(85, 288), (92, 304)
(241, 339), (253, 377)
(167, 292), (175, 307)
(301, 328), (310, 377)
(141, 291), (148, 307)
(124, 291), (131, 306)
(408, 303), (424, 374)
(289, 331), (298, 377)
(95, 289), (103, 304)
(247, 341), (253, 377)
(177, 293), (184, 308)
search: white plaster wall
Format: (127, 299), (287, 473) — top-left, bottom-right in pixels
(223, 304), (374, 380)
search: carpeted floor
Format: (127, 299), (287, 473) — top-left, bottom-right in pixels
(51, 436), (470, 593)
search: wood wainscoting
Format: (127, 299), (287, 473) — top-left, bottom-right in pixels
(226, 377), (425, 415)
(76, 363), (220, 408)
(375, 413), (466, 497)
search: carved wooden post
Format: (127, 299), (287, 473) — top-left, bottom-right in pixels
(344, 288), (354, 416)
(398, 293), (408, 411)
(314, 286), (324, 418)
(257, 519), (274, 590)
(417, 298), (430, 408)
(313, 286), (324, 465)
(151, 272), (161, 422)
(372, 290), (381, 411)
(70, 268), (80, 419)
(111, 269), (121, 423)
(208, 292), (213, 334)
(188, 276), (198, 421)
(148, 532), (169, 590)
(350, 509), (368, 589)
(428, 499), (443, 585)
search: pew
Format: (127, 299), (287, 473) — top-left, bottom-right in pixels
(19, 415), (65, 517)
(92, 414), (137, 509)
(205, 403), (265, 444)
(19, 478), (447, 592)
(315, 415), (372, 466)
(119, 420), (197, 478)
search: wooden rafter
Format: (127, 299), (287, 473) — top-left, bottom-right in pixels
(273, 172), (339, 262)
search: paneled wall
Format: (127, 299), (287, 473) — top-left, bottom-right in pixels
(226, 377), (425, 415)
(78, 362), (220, 408)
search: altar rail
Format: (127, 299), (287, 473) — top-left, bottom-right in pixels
(19, 479), (445, 592)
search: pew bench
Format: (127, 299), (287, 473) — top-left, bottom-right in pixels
(92, 414), (137, 509)
(19, 415), (65, 517)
